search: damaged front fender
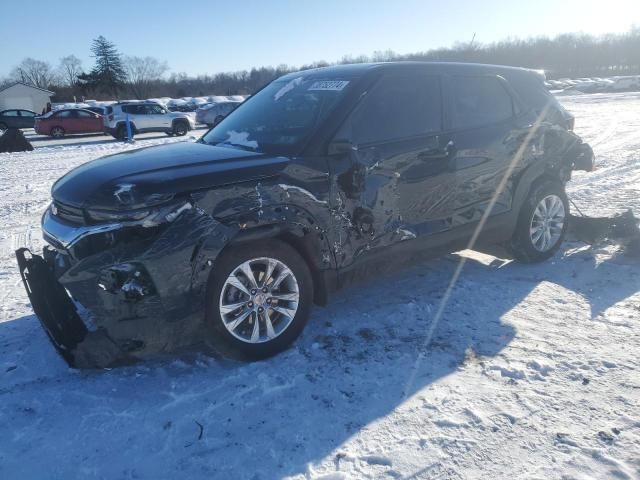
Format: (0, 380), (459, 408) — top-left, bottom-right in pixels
(17, 205), (236, 368)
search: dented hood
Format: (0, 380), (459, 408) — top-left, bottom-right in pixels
(52, 141), (289, 209)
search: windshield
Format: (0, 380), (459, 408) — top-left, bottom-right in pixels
(201, 75), (353, 154)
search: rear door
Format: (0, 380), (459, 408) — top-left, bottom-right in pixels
(328, 72), (454, 269)
(75, 110), (102, 133)
(444, 75), (520, 228)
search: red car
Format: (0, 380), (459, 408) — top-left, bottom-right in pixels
(35, 109), (104, 138)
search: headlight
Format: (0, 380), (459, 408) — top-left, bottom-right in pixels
(86, 200), (192, 226)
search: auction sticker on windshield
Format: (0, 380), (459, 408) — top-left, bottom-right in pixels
(308, 80), (350, 91)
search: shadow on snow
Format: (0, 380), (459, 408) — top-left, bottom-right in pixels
(0, 243), (637, 478)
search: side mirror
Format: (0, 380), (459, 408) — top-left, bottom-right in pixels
(328, 139), (353, 156)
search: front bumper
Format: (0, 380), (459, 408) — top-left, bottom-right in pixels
(16, 205), (232, 368)
(16, 248), (132, 368)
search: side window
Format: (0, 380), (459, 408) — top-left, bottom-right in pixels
(148, 104), (164, 114)
(76, 110), (93, 118)
(54, 110), (73, 118)
(123, 105), (142, 115)
(3, 110), (19, 117)
(451, 76), (514, 129)
(19, 110), (36, 117)
(340, 74), (442, 145)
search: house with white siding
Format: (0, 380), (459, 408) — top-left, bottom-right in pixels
(0, 82), (54, 114)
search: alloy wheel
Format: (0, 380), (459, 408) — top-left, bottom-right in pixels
(219, 257), (299, 344)
(529, 194), (566, 252)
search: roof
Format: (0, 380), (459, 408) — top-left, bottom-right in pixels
(280, 61), (542, 81)
(0, 81), (55, 95)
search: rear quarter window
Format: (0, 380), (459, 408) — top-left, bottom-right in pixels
(451, 76), (514, 129)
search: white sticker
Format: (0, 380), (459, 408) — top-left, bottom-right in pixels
(308, 80), (350, 91)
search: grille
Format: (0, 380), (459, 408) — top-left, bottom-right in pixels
(53, 201), (86, 225)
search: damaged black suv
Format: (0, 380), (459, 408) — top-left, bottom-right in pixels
(16, 62), (594, 368)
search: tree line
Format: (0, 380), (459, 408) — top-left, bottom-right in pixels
(2, 27), (639, 102)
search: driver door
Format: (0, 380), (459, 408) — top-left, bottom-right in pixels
(146, 104), (172, 130)
(327, 73), (454, 272)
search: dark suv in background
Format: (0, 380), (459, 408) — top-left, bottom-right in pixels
(17, 62), (594, 368)
(0, 109), (38, 133)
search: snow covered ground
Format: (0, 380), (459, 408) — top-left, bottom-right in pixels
(0, 93), (639, 479)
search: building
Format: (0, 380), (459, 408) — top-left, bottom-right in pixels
(0, 82), (54, 114)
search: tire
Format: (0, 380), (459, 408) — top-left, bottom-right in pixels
(50, 126), (65, 138)
(116, 124), (131, 141)
(509, 180), (569, 263)
(205, 239), (313, 359)
(173, 121), (188, 136)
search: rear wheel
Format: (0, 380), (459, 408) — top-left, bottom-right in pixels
(50, 126), (65, 138)
(205, 240), (313, 359)
(116, 124), (131, 141)
(510, 180), (569, 263)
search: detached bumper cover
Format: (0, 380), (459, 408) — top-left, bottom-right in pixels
(15, 248), (131, 368)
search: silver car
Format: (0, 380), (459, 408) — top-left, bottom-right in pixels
(196, 101), (242, 127)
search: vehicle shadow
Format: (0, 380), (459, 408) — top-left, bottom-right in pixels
(27, 132), (108, 143)
(0, 244), (637, 478)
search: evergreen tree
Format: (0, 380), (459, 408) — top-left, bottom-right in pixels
(78, 36), (126, 97)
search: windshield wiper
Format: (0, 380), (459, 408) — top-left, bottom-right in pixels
(215, 141), (260, 152)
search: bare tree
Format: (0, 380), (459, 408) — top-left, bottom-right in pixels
(10, 58), (56, 89)
(124, 56), (169, 98)
(58, 55), (83, 87)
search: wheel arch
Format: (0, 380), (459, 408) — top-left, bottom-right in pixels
(172, 117), (191, 129)
(511, 159), (569, 222)
(115, 121), (138, 133)
(220, 220), (334, 306)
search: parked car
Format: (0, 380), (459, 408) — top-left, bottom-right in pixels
(196, 101), (241, 126)
(16, 62), (594, 368)
(103, 102), (195, 139)
(0, 109), (38, 133)
(34, 108), (103, 138)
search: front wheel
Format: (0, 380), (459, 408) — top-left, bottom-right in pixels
(50, 126), (65, 138)
(173, 121), (188, 136)
(509, 180), (569, 263)
(205, 240), (313, 359)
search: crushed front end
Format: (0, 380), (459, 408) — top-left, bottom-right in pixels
(16, 198), (228, 368)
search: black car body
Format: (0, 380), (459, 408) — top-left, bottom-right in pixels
(16, 62), (594, 368)
(0, 109), (38, 131)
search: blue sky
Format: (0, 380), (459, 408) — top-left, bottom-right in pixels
(1, 0), (638, 77)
